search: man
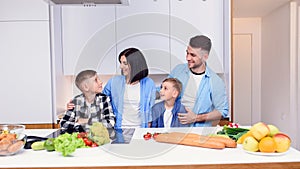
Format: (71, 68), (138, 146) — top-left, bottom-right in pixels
(168, 35), (229, 127)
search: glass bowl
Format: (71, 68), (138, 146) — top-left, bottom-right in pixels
(0, 124), (25, 136)
(0, 124), (26, 156)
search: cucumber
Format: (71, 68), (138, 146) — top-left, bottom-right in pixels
(217, 125), (250, 141)
(31, 141), (45, 150)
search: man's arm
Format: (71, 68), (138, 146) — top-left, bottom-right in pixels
(178, 108), (222, 125)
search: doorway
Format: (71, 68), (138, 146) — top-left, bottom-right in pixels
(233, 34), (252, 125)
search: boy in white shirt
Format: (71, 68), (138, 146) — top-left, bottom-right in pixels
(151, 78), (188, 128)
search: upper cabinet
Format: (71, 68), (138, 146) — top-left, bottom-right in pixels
(0, 0), (53, 124)
(170, 0), (226, 73)
(60, 0), (230, 75)
(116, 0), (170, 74)
(0, 0), (49, 21)
(61, 6), (116, 75)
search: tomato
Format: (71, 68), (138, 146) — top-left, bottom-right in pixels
(143, 132), (152, 140)
(83, 137), (93, 146)
(91, 142), (98, 147)
(152, 133), (160, 140)
(77, 132), (87, 138)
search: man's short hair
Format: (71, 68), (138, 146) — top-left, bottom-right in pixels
(189, 35), (212, 54)
(75, 70), (97, 90)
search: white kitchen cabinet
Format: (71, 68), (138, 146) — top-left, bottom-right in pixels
(170, 0), (226, 73)
(116, 0), (170, 74)
(61, 0), (170, 75)
(61, 6), (116, 75)
(61, 0), (229, 75)
(0, 21), (52, 124)
(0, 0), (49, 21)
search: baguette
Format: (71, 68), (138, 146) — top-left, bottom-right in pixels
(168, 132), (237, 148)
(155, 132), (237, 148)
(155, 132), (226, 149)
(204, 136), (237, 148)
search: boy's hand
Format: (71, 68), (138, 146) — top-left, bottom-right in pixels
(66, 99), (75, 110)
(77, 118), (89, 125)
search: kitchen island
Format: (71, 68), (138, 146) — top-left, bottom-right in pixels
(2, 127), (300, 169)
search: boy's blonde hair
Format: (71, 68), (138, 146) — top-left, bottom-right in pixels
(75, 70), (97, 91)
(162, 78), (182, 97)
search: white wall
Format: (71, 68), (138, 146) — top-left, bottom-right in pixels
(261, 2), (299, 149)
(233, 1), (299, 150)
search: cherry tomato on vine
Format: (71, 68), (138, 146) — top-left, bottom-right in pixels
(91, 142), (98, 147)
(143, 132), (152, 140)
(83, 137), (93, 146)
(77, 132), (87, 138)
(152, 132), (160, 140)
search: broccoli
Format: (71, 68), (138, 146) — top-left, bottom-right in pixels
(89, 122), (110, 146)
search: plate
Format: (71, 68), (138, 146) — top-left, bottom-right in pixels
(244, 149), (288, 156)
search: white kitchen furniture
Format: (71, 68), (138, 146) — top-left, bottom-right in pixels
(2, 127), (300, 169)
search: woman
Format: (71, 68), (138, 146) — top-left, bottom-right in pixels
(102, 48), (156, 128)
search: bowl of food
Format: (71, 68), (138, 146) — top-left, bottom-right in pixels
(0, 124), (26, 156)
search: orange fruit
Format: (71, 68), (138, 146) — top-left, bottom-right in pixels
(258, 137), (276, 153)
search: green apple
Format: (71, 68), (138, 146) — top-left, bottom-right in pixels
(267, 124), (280, 136)
(243, 136), (259, 152)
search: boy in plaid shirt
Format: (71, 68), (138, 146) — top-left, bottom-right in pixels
(60, 70), (115, 133)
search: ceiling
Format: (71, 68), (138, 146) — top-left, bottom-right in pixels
(48, 0), (291, 17)
(48, 0), (129, 5)
(232, 0), (291, 18)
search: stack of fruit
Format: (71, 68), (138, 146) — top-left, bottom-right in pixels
(238, 122), (291, 153)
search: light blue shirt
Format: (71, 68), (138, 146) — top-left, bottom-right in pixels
(102, 76), (156, 128)
(168, 63), (229, 127)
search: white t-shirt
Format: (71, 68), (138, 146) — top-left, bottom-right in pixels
(122, 83), (141, 128)
(181, 73), (204, 110)
(163, 108), (173, 128)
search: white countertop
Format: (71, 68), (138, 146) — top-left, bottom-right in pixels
(1, 127), (300, 168)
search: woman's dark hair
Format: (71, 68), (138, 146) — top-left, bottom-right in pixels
(118, 48), (149, 83)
